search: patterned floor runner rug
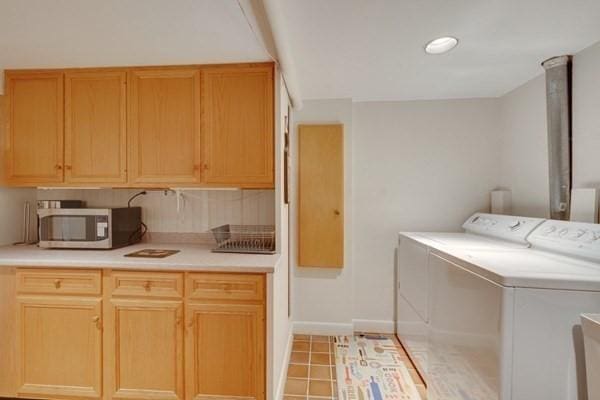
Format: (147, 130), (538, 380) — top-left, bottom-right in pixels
(334, 335), (422, 400)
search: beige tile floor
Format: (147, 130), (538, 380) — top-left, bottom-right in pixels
(283, 333), (427, 400)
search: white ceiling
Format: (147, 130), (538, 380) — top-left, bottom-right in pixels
(0, 0), (270, 92)
(3, 1), (600, 101)
(281, 0), (600, 101)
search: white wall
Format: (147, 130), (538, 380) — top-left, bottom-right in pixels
(499, 39), (600, 216)
(271, 73), (292, 400)
(37, 189), (274, 235)
(0, 188), (36, 245)
(352, 99), (502, 324)
(498, 74), (549, 217)
(291, 99), (355, 333)
(291, 98), (502, 331)
(573, 41), (600, 188)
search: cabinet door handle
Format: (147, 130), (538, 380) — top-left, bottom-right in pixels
(54, 279), (61, 289)
(65, 165), (72, 171)
(143, 281), (152, 291)
(334, 209), (341, 216)
(92, 316), (102, 330)
(55, 165), (63, 170)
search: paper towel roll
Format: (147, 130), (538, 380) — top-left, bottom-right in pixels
(570, 188), (599, 223)
(491, 190), (512, 215)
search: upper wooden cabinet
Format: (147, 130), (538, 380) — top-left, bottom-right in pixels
(5, 71), (64, 185)
(65, 71), (127, 184)
(128, 68), (202, 186)
(2, 63), (274, 188)
(202, 65), (274, 187)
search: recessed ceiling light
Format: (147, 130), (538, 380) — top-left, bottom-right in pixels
(424, 36), (459, 55)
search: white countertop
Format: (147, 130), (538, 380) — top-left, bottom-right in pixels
(0, 243), (280, 273)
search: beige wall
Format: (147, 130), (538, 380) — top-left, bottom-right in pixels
(292, 97), (502, 331)
(499, 40), (600, 216)
(498, 74), (549, 217)
(271, 72), (292, 400)
(36, 188), (275, 235)
(291, 98), (355, 334)
(352, 99), (502, 325)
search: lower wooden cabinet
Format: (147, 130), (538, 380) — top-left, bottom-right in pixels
(16, 295), (103, 399)
(185, 303), (265, 400)
(104, 298), (185, 400)
(9, 268), (266, 400)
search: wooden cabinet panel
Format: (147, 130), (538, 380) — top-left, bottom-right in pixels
(17, 268), (102, 296)
(5, 71), (64, 184)
(0, 268), (16, 397)
(298, 124), (344, 267)
(105, 298), (184, 400)
(202, 65), (274, 187)
(186, 273), (264, 302)
(128, 68), (201, 185)
(65, 71), (127, 184)
(16, 295), (102, 399)
(109, 271), (183, 299)
(185, 303), (265, 400)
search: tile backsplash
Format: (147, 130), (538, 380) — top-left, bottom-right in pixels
(37, 189), (275, 235)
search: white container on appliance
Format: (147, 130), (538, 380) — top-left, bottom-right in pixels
(582, 314), (600, 400)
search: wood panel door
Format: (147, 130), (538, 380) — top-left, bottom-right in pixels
(16, 295), (102, 399)
(298, 124), (344, 267)
(105, 298), (184, 400)
(202, 65), (274, 187)
(128, 68), (201, 185)
(185, 303), (265, 400)
(65, 71), (127, 184)
(5, 71), (64, 184)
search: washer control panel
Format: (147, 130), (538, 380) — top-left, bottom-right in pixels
(529, 220), (600, 261)
(463, 213), (546, 244)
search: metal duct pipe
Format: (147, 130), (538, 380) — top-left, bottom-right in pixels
(542, 55), (572, 220)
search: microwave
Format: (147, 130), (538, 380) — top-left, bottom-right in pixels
(38, 207), (142, 249)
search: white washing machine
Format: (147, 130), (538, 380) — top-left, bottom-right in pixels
(398, 216), (600, 400)
(396, 213), (545, 383)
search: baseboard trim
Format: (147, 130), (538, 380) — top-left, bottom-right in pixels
(275, 329), (294, 400)
(353, 319), (395, 333)
(291, 319), (395, 336)
(293, 321), (354, 335)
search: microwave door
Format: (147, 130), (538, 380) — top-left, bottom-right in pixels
(38, 210), (111, 249)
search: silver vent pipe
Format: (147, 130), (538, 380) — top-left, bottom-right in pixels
(542, 55), (572, 220)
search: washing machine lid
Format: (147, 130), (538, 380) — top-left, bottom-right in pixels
(414, 232), (531, 250)
(434, 247), (600, 291)
(399, 213), (545, 250)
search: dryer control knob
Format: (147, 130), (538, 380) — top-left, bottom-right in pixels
(558, 228), (569, 237)
(509, 220), (522, 231)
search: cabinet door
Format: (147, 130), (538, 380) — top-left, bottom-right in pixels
(202, 65), (274, 187)
(298, 124), (344, 267)
(185, 303), (265, 400)
(16, 296), (102, 399)
(65, 71), (127, 184)
(5, 71), (64, 184)
(105, 298), (184, 400)
(128, 69), (201, 185)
